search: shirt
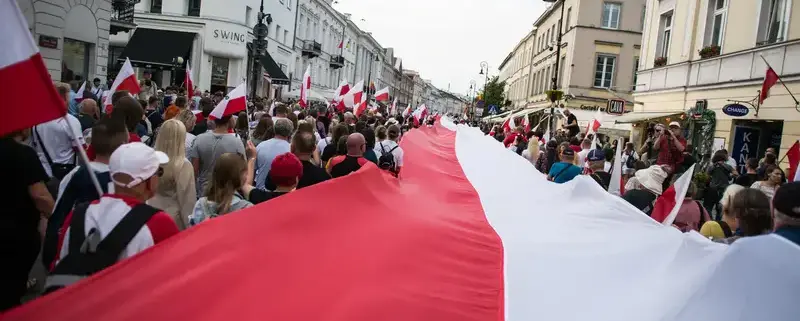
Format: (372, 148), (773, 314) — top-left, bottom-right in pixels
(656, 135), (686, 169)
(32, 115), (85, 177)
(248, 189), (288, 204)
(673, 199), (710, 232)
(77, 113), (96, 132)
(589, 171), (612, 190)
(298, 160), (330, 189)
(374, 140), (404, 168)
(189, 132), (246, 193)
(0, 138), (49, 242)
(622, 189), (658, 216)
(734, 173), (759, 187)
(548, 162), (582, 184)
(750, 181), (779, 201)
(255, 138), (291, 189)
(328, 155), (369, 178)
(565, 114), (579, 135)
(576, 149), (591, 168)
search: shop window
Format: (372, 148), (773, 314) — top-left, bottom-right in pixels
(602, 2), (621, 29)
(61, 38), (91, 83)
(757, 0), (790, 45)
(211, 56), (229, 94)
(151, 0), (162, 13)
(594, 54), (616, 88)
(704, 0), (727, 47)
(188, 0), (201, 17)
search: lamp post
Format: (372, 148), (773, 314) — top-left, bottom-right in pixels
(544, 0), (565, 139)
(469, 79), (476, 119)
(171, 56), (184, 86)
(250, 0), (272, 100)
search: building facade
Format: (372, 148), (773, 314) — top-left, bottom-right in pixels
(294, 0), (350, 100)
(635, 0), (800, 170)
(509, 0), (645, 113)
(18, 0), (134, 85)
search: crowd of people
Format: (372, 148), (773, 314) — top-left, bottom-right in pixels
(0, 81), (415, 311)
(484, 110), (798, 245)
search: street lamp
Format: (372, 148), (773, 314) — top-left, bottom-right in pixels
(250, 0), (272, 100)
(544, 0), (565, 139)
(171, 56), (184, 86)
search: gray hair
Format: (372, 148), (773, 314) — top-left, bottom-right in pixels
(344, 112), (354, 120)
(274, 118), (294, 137)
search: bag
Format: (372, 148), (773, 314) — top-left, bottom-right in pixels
(695, 201), (707, 227)
(33, 126), (76, 180)
(708, 163), (731, 190)
(378, 142), (399, 171)
(44, 203), (159, 294)
(624, 151), (637, 169)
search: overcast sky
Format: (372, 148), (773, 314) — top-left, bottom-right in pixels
(332, 0), (548, 96)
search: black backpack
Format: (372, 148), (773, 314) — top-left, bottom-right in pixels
(708, 163), (732, 190)
(44, 203), (159, 294)
(378, 142), (400, 171)
(624, 151), (638, 169)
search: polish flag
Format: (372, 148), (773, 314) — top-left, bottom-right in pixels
(650, 164), (696, 226)
(192, 110), (205, 123)
(74, 81), (87, 102)
(104, 58), (140, 113)
(608, 137), (625, 196)
(208, 83), (246, 120)
(354, 92), (368, 117)
(299, 66), (311, 108)
(412, 104), (427, 123)
(585, 108), (603, 135)
(11, 119), (796, 321)
(759, 67), (779, 104)
(185, 62), (194, 99)
(343, 80), (364, 109)
(374, 87), (389, 101)
(502, 115), (516, 132)
(787, 139), (799, 181)
(0, 0), (67, 137)
(521, 114), (531, 132)
(333, 80), (350, 100)
(402, 103), (413, 118)
(390, 98), (398, 115)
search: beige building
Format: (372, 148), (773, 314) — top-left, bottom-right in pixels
(635, 0), (799, 171)
(525, 0), (646, 113)
(502, 29), (537, 108)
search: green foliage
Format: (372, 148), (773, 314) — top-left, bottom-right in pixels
(545, 90), (563, 102)
(479, 76), (506, 117)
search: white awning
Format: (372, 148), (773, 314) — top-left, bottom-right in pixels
(613, 111), (683, 124)
(509, 106), (549, 118)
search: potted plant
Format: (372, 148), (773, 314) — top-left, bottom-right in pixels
(698, 45), (721, 59)
(545, 90), (563, 102)
(654, 57), (667, 67)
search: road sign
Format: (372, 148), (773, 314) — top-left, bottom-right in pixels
(488, 105), (498, 115)
(606, 99), (625, 115)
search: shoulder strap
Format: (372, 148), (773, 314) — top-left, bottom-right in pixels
(95, 204), (159, 254)
(388, 145), (399, 153)
(695, 201), (707, 226)
(67, 202), (91, 255)
(34, 126), (56, 168)
(380, 142), (387, 153)
(553, 164), (572, 181)
(718, 220), (733, 238)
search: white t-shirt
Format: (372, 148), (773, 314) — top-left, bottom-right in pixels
(317, 136), (331, 155)
(32, 114), (85, 177)
(726, 157), (738, 171)
(577, 149), (591, 168)
(374, 140), (404, 168)
(185, 133), (197, 158)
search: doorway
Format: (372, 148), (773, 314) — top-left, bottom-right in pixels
(730, 119), (783, 173)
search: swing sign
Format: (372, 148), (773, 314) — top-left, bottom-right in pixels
(722, 103), (749, 117)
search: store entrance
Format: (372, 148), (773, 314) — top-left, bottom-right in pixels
(730, 120), (783, 173)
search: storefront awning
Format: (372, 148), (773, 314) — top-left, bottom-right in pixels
(614, 111), (683, 124)
(119, 28), (196, 68)
(259, 54), (290, 85)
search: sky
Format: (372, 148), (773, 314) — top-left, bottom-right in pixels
(332, 0), (548, 96)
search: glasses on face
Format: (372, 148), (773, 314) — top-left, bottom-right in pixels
(156, 167), (164, 177)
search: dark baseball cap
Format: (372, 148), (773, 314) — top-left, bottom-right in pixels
(587, 149), (605, 162)
(561, 148), (575, 157)
(773, 182), (800, 218)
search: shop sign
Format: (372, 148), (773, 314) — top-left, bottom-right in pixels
(38, 35), (58, 49)
(475, 107), (484, 116)
(205, 21), (248, 58)
(579, 104), (602, 111)
(722, 103), (749, 117)
(731, 126), (761, 174)
(606, 99), (625, 115)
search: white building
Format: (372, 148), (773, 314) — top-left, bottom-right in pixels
(107, 0), (295, 96)
(18, 0), (132, 84)
(293, 0), (351, 100)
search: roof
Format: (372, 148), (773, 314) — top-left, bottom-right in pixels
(499, 52), (514, 70)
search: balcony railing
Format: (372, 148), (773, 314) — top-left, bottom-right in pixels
(329, 55), (344, 69)
(635, 39), (800, 93)
(110, 0), (136, 35)
(301, 41), (322, 58)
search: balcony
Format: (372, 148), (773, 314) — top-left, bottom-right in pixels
(635, 39), (800, 93)
(329, 55), (344, 69)
(302, 41), (322, 58)
(110, 0), (136, 35)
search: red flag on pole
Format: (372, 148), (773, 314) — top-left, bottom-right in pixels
(185, 62), (194, 99)
(786, 140), (800, 182)
(338, 40), (343, 49)
(760, 67), (779, 105)
(0, 0), (67, 137)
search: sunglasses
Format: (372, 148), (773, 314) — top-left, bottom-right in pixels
(154, 167), (164, 178)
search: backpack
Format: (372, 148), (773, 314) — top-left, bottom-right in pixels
(708, 163), (731, 190)
(378, 142), (400, 171)
(44, 203), (159, 294)
(624, 151), (638, 169)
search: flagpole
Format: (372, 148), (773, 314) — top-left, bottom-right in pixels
(62, 115), (104, 196)
(759, 55), (799, 106)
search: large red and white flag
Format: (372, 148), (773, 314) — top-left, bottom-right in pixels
(104, 58), (140, 113)
(299, 66), (311, 108)
(787, 139), (799, 182)
(650, 164), (696, 226)
(208, 83), (246, 120)
(586, 108), (603, 135)
(502, 115), (516, 132)
(333, 80), (350, 100)
(74, 81), (87, 102)
(185, 62), (194, 99)
(521, 114), (530, 132)
(343, 80), (364, 109)
(354, 91), (368, 117)
(7, 118), (797, 321)
(374, 86), (389, 101)
(760, 67), (779, 104)
(402, 103), (413, 118)
(0, 0), (66, 137)
(390, 98), (398, 115)
(412, 104), (427, 123)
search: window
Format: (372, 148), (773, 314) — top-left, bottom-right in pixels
(245, 6), (252, 26)
(545, 66), (551, 92)
(61, 38), (90, 82)
(757, 0), (790, 45)
(210, 56), (230, 92)
(594, 55), (616, 88)
(276, 25), (282, 43)
(602, 2), (621, 29)
(565, 7), (572, 30)
(656, 12), (673, 59)
(188, 0), (201, 16)
(640, 5), (646, 31)
(284, 30), (289, 45)
(287, 0), (292, 9)
(632, 57), (640, 91)
(705, 0), (727, 47)
(151, 0), (162, 13)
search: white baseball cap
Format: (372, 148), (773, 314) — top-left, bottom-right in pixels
(109, 142), (169, 188)
(669, 121), (681, 128)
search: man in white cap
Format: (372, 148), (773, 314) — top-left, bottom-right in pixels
(47, 143), (179, 290)
(654, 121), (686, 171)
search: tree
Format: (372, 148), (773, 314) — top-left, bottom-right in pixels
(478, 76), (506, 117)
